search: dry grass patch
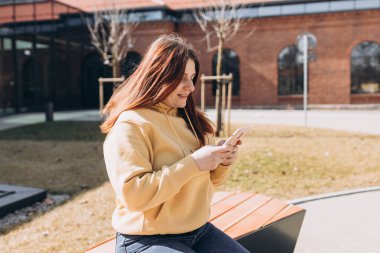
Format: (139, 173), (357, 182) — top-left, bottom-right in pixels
(217, 124), (380, 199)
(0, 182), (115, 253)
(0, 141), (107, 194)
(0, 122), (107, 194)
(1, 122), (380, 253)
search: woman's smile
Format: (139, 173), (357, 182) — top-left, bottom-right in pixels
(178, 93), (189, 98)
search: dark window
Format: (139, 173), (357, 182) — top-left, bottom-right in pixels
(351, 41), (380, 94)
(120, 51), (142, 79)
(81, 52), (112, 108)
(212, 49), (240, 96)
(278, 45), (304, 95)
(21, 57), (43, 111)
(0, 37), (17, 115)
(0, 0), (45, 5)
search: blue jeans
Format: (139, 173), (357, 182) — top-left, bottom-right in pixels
(115, 222), (251, 253)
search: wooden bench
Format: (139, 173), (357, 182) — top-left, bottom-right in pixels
(85, 192), (306, 253)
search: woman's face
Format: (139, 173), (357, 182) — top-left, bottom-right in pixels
(162, 59), (196, 108)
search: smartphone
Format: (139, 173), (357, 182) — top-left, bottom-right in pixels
(223, 127), (249, 146)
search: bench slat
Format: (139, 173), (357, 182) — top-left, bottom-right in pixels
(225, 198), (289, 239)
(210, 191), (236, 205)
(85, 237), (115, 253)
(210, 192), (255, 221)
(264, 204), (304, 225)
(211, 194), (272, 232)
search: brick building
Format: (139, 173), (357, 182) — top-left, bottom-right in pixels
(1, 0), (380, 116)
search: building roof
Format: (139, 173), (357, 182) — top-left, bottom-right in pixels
(165, 0), (284, 10)
(56, 0), (283, 12)
(0, 1), (81, 26)
(56, 0), (165, 12)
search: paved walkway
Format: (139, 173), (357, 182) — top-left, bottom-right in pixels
(207, 109), (380, 135)
(0, 110), (100, 131)
(1, 109), (379, 252)
(291, 187), (380, 253)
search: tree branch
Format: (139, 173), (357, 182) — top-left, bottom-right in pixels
(84, 1), (138, 75)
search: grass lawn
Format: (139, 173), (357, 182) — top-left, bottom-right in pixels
(0, 121), (379, 253)
(0, 122), (107, 194)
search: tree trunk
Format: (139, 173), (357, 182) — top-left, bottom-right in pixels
(112, 60), (120, 79)
(112, 60), (121, 91)
(215, 38), (224, 136)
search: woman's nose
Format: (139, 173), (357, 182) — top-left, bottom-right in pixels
(188, 82), (195, 92)
(184, 79), (195, 92)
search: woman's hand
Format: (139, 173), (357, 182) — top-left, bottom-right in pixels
(191, 145), (233, 171)
(217, 140), (242, 166)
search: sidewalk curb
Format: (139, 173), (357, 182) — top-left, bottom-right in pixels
(288, 186), (380, 205)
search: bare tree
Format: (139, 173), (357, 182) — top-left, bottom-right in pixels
(85, 4), (138, 78)
(193, 0), (259, 136)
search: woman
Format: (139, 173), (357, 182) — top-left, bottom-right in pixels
(102, 34), (248, 253)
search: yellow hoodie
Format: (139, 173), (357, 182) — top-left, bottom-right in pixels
(103, 103), (231, 235)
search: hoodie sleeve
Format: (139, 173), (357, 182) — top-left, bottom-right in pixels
(103, 121), (200, 212)
(210, 164), (231, 188)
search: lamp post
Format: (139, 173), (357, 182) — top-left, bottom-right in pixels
(296, 32), (317, 127)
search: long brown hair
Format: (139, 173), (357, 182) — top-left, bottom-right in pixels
(100, 33), (214, 146)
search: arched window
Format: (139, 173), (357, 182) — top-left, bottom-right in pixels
(81, 52), (112, 108)
(212, 49), (240, 96)
(351, 41), (380, 93)
(121, 51), (142, 79)
(278, 45), (304, 95)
